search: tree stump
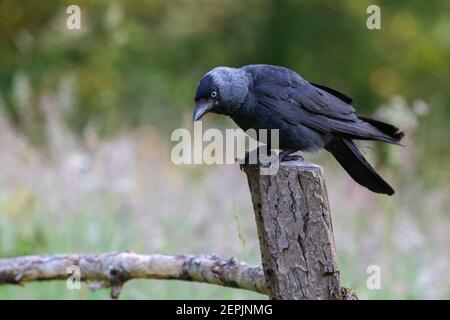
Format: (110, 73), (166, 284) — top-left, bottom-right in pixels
(243, 160), (341, 300)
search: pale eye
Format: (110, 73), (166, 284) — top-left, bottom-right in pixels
(210, 90), (217, 98)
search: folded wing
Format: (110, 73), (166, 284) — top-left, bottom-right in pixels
(243, 64), (403, 144)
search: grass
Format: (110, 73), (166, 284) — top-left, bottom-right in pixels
(0, 105), (448, 299)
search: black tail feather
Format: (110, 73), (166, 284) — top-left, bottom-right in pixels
(326, 137), (395, 195)
(359, 116), (405, 143)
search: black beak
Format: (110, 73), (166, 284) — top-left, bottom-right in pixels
(193, 99), (214, 121)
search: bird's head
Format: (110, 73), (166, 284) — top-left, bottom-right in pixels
(193, 67), (250, 121)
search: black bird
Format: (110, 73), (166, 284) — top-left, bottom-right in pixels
(193, 64), (404, 195)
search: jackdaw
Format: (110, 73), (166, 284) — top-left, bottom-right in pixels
(193, 64), (404, 195)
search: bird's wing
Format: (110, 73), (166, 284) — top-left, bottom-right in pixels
(243, 64), (398, 142)
(308, 82), (353, 104)
(243, 64), (356, 120)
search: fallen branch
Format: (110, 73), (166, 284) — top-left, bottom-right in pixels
(0, 251), (267, 298)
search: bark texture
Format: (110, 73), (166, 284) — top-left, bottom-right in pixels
(0, 252), (266, 298)
(243, 160), (341, 300)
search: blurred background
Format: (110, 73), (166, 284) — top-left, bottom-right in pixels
(0, 0), (449, 299)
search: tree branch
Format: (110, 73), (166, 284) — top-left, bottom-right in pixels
(0, 252), (267, 298)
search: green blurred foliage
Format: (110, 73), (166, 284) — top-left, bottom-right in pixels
(0, 0), (448, 136)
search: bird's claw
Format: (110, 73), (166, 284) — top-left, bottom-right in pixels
(236, 148), (274, 170)
(280, 154), (304, 162)
(278, 150), (304, 163)
(238, 149), (303, 169)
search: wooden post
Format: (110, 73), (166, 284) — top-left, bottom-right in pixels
(243, 160), (341, 300)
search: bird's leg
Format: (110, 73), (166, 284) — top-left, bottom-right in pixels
(237, 146), (274, 170)
(279, 149), (304, 162)
(257, 144), (278, 168)
(236, 147), (261, 169)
